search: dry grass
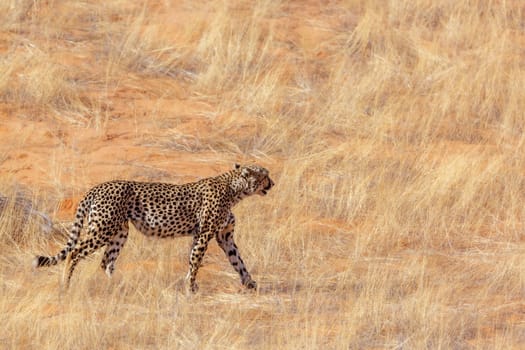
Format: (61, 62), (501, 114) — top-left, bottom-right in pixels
(1, 0), (525, 348)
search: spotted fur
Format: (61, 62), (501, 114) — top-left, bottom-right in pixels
(33, 164), (274, 292)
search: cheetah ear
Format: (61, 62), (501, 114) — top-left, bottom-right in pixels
(235, 163), (250, 177)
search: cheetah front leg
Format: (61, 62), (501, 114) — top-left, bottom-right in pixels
(216, 214), (256, 290)
(186, 233), (212, 293)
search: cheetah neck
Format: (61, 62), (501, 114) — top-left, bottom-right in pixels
(226, 171), (251, 203)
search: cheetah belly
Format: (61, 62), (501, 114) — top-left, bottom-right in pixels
(129, 207), (199, 238)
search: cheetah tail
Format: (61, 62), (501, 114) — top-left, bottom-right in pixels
(32, 196), (89, 269)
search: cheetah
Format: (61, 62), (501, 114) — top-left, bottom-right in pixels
(33, 164), (274, 292)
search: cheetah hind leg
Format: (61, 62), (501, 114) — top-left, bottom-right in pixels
(100, 222), (129, 278)
(61, 237), (104, 289)
(61, 252), (73, 290)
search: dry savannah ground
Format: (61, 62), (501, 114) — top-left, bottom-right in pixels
(1, 0), (525, 349)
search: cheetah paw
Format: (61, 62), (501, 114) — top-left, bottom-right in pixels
(244, 280), (257, 290)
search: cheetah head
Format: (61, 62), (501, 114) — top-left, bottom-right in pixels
(235, 164), (274, 196)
